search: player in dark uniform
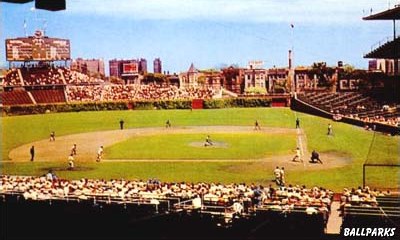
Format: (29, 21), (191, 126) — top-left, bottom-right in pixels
(296, 118), (300, 128)
(204, 135), (213, 147)
(310, 150), (323, 164)
(30, 146), (35, 161)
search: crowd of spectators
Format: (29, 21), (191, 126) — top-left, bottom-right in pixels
(301, 92), (399, 127)
(66, 85), (103, 102)
(21, 67), (64, 86)
(260, 184), (332, 218)
(3, 68), (22, 86)
(3, 67), (105, 87)
(102, 84), (140, 101)
(68, 84), (217, 102)
(344, 109), (399, 127)
(62, 68), (104, 85)
(359, 115), (399, 127)
(0, 175), (332, 217)
(339, 186), (393, 215)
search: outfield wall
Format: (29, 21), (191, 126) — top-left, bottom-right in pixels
(1, 98), (274, 116)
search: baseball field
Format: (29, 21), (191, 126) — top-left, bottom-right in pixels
(1, 108), (399, 191)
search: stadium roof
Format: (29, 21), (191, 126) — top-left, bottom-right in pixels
(2, 0), (66, 11)
(364, 37), (400, 59)
(363, 6), (400, 20)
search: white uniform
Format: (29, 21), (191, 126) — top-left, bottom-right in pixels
(96, 147), (103, 161)
(68, 155), (74, 169)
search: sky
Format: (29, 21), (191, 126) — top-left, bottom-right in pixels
(1, 0), (399, 75)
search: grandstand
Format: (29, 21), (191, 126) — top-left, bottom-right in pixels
(30, 89), (66, 104)
(0, 89), (34, 105)
(0, 175), (334, 239)
(1, 66), (218, 106)
(1, 175), (399, 239)
(1, 3), (400, 240)
(297, 91), (399, 128)
(340, 187), (400, 237)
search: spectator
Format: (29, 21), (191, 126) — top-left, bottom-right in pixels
(280, 167), (285, 186)
(274, 167), (282, 186)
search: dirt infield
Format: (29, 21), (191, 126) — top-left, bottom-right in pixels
(7, 126), (351, 170)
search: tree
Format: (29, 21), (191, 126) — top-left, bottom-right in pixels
(245, 86), (267, 94)
(308, 62), (335, 88)
(142, 73), (166, 84)
(197, 75), (206, 85)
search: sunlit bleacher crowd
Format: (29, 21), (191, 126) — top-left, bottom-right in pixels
(61, 68), (104, 84)
(20, 67), (63, 85)
(3, 68), (22, 86)
(66, 85), (103, 102)
(1, 66), (217, 105)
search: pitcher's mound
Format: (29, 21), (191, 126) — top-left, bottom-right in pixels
(189, 141), (229, 148)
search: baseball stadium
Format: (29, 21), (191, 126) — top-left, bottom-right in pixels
(1, 1), (400, 240)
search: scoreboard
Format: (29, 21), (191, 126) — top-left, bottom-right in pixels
(5, 31), (70, 61)
(122, 62), (138, 75)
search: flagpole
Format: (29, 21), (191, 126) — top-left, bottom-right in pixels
(24, 19), (27, 37)
(289, 23), (295, 92)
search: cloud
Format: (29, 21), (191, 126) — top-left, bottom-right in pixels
(68, 0), (388, 24)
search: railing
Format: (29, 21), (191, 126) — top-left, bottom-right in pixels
(366, 35), (400, 55)
(0, 191), (183, 214)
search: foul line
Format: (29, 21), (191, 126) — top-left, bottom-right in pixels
(294, 111), (306, 168)
(101, 159), (262, 163)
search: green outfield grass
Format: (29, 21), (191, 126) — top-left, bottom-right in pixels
(105, 133), (296, 159)
(1, 108), (294, 160)
(2, 108), (399, 191)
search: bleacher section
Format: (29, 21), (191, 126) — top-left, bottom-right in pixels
(341, 195), (400, 237)
(2, 67), (218, 107)
(299, 92), (377, 114)
(0, 90), (33, 105)
(30, 89), (67, 104)
(66, 85), (103, 102)
(3, 68), (23, 87)
(20, 67), (64, 86)
(61, 68), (104, 84)
(298, 92), (399, 127)
(0, 175), (334, 239)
